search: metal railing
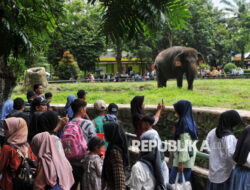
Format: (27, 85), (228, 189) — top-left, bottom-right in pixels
(44, 73), (250, 84)
(125, 132), (209, 160)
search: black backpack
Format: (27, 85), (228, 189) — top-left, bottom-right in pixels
(6, 143), (37, 190)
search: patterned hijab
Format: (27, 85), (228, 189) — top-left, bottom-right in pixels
(4, 117), (28, 156)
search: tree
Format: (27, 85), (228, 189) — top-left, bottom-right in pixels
(47, 0), (104, 74)
(0, 0), (64, 109)
(88, 0), (190, 73)
(57, 51), (80, 80)
(221, 0), (250, 65)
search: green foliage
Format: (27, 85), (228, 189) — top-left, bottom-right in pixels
(199, 63), (210, 70)
(48, 0), (104, 73)
(243, 69), (250, 74)
(0, 0), (64, 59)
(88, 0), (190, 42)
(12, 79), (250, 110)
(57, 51), (80, 80)
(224, 63), (236, 73)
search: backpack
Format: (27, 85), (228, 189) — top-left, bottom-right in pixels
(62, 119), (87, 161)
(6, 143), (37, 190)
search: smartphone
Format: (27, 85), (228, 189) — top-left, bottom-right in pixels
(162, 98), (164, 105)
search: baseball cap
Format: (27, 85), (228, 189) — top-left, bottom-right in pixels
(108, 103), (118, 116)
(94, 100), (106, 111)
(32, 97), (48, 109)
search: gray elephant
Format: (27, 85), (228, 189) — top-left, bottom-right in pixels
(154, 46), (204, 90)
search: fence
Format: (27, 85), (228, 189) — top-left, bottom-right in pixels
(125, 132), (209, 160)
(45, 73), (250, 84)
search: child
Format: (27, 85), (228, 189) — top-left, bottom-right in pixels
(169, 100), (198, 184)
(105, 103), (119, 123)
(206, 110), (242, 190)
(82, 137), (104, 190)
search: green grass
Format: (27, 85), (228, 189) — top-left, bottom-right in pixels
(12, 79), (250, 110)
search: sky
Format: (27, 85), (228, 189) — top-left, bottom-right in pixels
(212, 0), (233, 10)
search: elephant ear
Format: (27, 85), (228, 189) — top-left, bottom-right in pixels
(174, 52), (183, 67)
(197, 53), (205, 65)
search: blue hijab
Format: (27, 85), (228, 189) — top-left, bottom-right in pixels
(174, 100), (198, 140)
(63, 95), (76, 119)
(1, 99), (13, 120)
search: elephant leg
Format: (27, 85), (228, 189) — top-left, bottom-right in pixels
(157, 79), (167, 87)
(187, 75), (194, 90)
(156, 70), (167, 87)
(177, 73), (183, 88)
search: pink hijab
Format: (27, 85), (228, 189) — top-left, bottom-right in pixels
(4, 117), (28, 156)
(31, 132), (74, 190)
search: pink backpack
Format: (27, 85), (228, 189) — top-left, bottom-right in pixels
(62, 119), (87, 161)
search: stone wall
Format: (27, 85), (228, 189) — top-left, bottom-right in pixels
(54, 104), (250, 189)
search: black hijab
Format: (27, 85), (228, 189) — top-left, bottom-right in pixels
(233, 125), (250, 166)
(102, 122), (129, 183)
(215, 110), (242, 138)
(130, 96), (144, 128)
(37, 111), (59, 134)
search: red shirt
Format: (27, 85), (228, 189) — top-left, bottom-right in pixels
(0, 144), (37, 190)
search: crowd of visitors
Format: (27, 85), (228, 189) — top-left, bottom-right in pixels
(0, 83), (249, 190)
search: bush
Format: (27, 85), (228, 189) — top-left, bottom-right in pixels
(243, 69), (250, 74)
(57, 51), (80, 80)
(198, 63), (210, 70)
(224, 63), (236, 73)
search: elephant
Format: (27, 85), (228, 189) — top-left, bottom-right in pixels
(154, 46), (204, 90)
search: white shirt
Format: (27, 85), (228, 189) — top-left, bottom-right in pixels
(129, 161), (156, 190)
(206, 128), (237, 183)
(243, 152), (250, 168)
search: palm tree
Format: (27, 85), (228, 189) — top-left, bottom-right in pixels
(220, 0), (250, 65)
(88, 0), (190, 72)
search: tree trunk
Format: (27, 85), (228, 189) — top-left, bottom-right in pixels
(168, 31), (173, 47)
(116, 41), (122, 73)
(0, 56), (17, 114)
(241, 49), (245, 67)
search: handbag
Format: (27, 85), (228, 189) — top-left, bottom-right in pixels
(171, 172), (192, 190)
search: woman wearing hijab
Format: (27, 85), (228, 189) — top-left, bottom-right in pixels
(0, 118), (37, 190)
(206, 110), (242, 190)
(102, 122), (129, 190)
(129, 115), (169, 190)
(229, 125), (250, 190)
(31, 132), (74, 190)
(37, 111), (68, 138)
(169, 100), (198, 184)
(63, 95), (76, 120)
(130, 96), (164, 139)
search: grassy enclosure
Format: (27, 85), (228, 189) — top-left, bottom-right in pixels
(12, 79), (250, 110)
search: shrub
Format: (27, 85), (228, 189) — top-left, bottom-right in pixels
(224, 63), (236, 73)
(57, 51), (80, 80)
(199, 63), (210, 70)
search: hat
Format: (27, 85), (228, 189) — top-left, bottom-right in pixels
(77, 90), (87, 98)
(32, 97), (48, 109)
(108, 103), (118, 116)
(94, 100), (106, 111)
